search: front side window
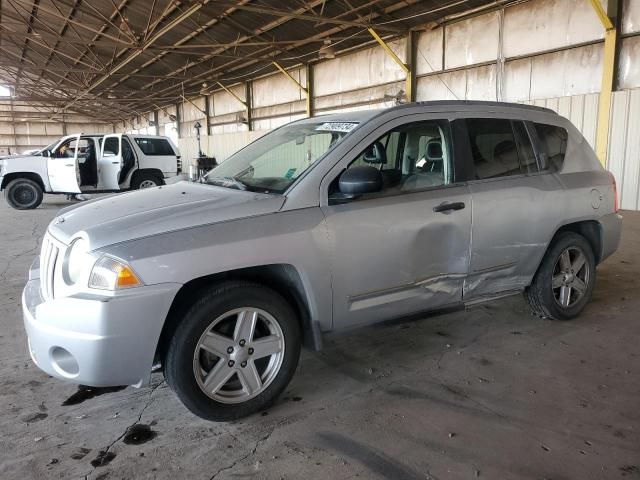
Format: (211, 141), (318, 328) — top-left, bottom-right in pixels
(204, 120), (357, 194)
(334, 120), (452, 197)
(53, 138), (77, 158)
(534, 123), (568, 172)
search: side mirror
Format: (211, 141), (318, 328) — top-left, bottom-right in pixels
(42, 150), (50, 158)
(330, 166), (383, 203)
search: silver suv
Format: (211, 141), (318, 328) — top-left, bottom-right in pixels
(22, 102), (622, 420)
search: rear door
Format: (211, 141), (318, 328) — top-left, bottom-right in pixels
(47, 134), (81, 193)
(99, 134), (122, 190)
(458, 116), (563, 299)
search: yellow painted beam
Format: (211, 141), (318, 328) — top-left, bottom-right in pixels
(273, 61), (306, 91)
(368, 28), (412, 103)
(595, 28), (617, 166)
(367, 28), (409, 74)
(589, 0), (618, 166)
(216, 81), (247, 107)
(589, 0), (615, 30)
(273, 61), (311, 117)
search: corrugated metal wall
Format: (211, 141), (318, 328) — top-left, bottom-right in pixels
(119, 0), (640, 212)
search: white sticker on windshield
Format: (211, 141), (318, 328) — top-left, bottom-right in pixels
(315, 122), (358, 133)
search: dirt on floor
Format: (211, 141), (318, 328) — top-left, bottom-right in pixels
(0, 195), (638, 480)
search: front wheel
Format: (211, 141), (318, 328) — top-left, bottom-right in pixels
(525, 232), (596, 320)
(164, 281), (301, 421)
(4, 178), (43, 210)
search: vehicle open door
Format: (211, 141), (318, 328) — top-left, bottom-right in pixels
(47, 134), (81, 193)
(100, 134), (123, 190)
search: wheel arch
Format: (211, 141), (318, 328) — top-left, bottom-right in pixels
(1, 172), (46, 191)
(528, 219), (603, 287)
(551, 220), (603, 265)
(155, 264), (321, 366)
(131, 168), (165, 185)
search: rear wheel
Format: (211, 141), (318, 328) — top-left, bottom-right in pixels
(4, 178), (43, 210)
(131, 171), (163, 189)
(164, 282), (301, 421)
(525, 232), (596, 320)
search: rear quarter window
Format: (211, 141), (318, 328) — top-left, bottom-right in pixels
(134, 138), (175, 156)
(533, 123), (568, 172)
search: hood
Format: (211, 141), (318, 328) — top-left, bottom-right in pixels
(2, 153), (41, 161)
(49, 181), (286, 249)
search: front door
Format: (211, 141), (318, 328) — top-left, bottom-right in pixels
(47, 134), (81, 193)
(99, 134), (123, 190)
(321, 117), (472, 329)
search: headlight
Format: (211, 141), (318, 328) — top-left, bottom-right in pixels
(89, 256), (143, 290)
(63, 238), (90, 285)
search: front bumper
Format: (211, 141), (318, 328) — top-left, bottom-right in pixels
(23, 262), (181, 387)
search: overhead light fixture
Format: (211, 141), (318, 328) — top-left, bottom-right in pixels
(199, 82), (209, 96)
(319, 39), (336, 60)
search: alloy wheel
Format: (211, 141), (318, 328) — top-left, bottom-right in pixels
(192, 308), (285, 404)
(552, 246), (590, 308)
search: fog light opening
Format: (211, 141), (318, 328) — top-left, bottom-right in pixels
(50, 347), (79, 377)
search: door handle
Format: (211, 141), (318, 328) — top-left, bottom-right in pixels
(112, 161), (119, 164)
(433, 201), (465, 213)
(65, 163), (73, 167)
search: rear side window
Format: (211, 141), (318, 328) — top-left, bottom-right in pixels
(103, 137), (119, 156)
(512, 121), (538, 174)
(533, 123), (568, 172)
(466, 119), (520, 179)
(134, 138), (175, 156)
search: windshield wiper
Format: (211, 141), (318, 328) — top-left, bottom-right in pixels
(205, 176), (248, 191)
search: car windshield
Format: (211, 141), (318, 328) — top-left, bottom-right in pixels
(203, 120), (358, 194)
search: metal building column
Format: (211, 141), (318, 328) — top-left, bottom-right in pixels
(245, 82), (253, 131)
(203, 95), (211, 136)
(175, 103), (181, 138)
(368, 28), (411, 103)
(590, 0), (620, 166)
(405, 31), (417, 102)
(153, 110), (160, 136)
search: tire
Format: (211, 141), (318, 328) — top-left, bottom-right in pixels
(164, 281), (301, 421)
(131, 171), (163, 189)
(525, 232), (596, 320)
(4, 178), (43, 210)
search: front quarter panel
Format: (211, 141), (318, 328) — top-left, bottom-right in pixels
(102, 208), (333, 332)
(2, 155), (51, 191)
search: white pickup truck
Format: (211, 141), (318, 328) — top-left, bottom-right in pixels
(0, 133), (182, 209)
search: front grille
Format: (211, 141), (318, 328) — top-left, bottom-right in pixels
(40, 233), (62, 301)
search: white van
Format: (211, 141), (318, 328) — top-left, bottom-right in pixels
(0, 133), (182, 209)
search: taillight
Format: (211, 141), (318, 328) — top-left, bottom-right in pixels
(610, 172), (619, 212)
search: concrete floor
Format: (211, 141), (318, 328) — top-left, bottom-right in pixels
(0, 195), (639, 480)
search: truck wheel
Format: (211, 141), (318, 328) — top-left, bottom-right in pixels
(525, 232), (596, 320)
(164, 281), (301, 421)
(4, 178), (43, 210)
(131, 172), (163, 189)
